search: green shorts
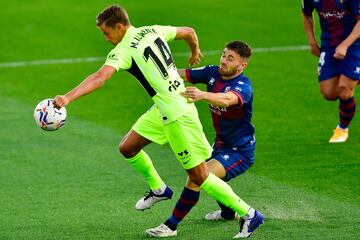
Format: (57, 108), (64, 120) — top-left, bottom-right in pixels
(132, 105), (212, 169)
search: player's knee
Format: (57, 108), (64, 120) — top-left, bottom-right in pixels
(185, 180), (200, 191)
(188, 173), (205, 186)
(119, 141), (138, 158)
(187, 165), (209, 186)
(118, 142), (129, 157)
(320, 89), (338, 100)
(338, 86), (353, 100)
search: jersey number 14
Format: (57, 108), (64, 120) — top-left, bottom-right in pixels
(143, 37), (174, 79)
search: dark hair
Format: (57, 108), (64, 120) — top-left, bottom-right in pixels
(96, 5), (130, 27)
(225, 40), (252, 59)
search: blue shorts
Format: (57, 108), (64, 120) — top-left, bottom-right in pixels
(210, 145), (254, 181)
(318, 46), (360, 81)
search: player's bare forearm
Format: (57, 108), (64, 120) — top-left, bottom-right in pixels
(340, 20), (360, 48)
(175, 27), (198, 52)
(302, 13), (317, 44)
(181, 87), (238, 107)
(202, 91), (239, 107)
(175, 27), (203, 65)
(54, 65), (115, 108)
(334, 20), (360, 59)
(302, 12), (320, 56)
(66, 72), (106, 102)
(53, 74), (105, 108)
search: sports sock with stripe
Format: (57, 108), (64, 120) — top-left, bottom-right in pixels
(165, 187), (199, 230)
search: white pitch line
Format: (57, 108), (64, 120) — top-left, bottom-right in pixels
(0, 45), (309, 68)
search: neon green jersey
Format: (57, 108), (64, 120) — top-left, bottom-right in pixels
(104, 25), (193, 123)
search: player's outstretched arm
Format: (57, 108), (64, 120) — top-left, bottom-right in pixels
(302, 12), (320, 57)
(54, 65), (116, 108)
(175, 27), (203, 66)
(181, 86), (239, 107)
(334, 20), (360, 59)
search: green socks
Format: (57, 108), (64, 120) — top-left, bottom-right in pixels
(200, 173), (250, 217)
(127, 150), (164, 190)
(127, 152), (250, 217)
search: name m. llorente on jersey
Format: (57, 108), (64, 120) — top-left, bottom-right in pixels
(130, 28), (158, 49)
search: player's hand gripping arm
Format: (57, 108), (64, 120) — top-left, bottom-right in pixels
(181, 86), (239, 108)
(334, 20), (360, 60)
(302, 12), (320, 57)
(53, 65), (116, 108)
(175, 27), (203, 66)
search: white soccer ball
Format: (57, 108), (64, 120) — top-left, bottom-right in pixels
(34, 99), (67, 131)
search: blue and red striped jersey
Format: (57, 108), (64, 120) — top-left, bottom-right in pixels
(186, 65), (255, 149)
(302, 0), (360, 48)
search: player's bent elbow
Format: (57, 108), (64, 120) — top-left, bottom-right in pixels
(176, 27), (196, 40)
(186, 28), (196, 40)
(186, 27), (195, 35)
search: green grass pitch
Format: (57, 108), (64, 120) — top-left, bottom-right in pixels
(0, 0), (359, 239)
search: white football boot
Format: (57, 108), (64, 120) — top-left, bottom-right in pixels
(135, 186), (173, 211)
(146, 224), (177, 238)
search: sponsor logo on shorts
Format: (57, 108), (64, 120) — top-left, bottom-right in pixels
(178, 149), (191, 164)
(178, 150), (189, 156)
(183, 159), (190, 164)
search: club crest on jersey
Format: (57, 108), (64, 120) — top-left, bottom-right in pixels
(224, 86), (231, 92)
(209, 78), (215, 85)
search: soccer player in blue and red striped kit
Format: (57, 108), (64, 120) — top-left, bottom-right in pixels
(302, 0), (360, 143)
(146, 40), (263, 238)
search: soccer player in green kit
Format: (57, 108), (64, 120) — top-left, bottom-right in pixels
(53, 5), (262, 238)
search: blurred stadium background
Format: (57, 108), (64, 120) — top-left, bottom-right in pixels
(0, 0), (359, 239)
